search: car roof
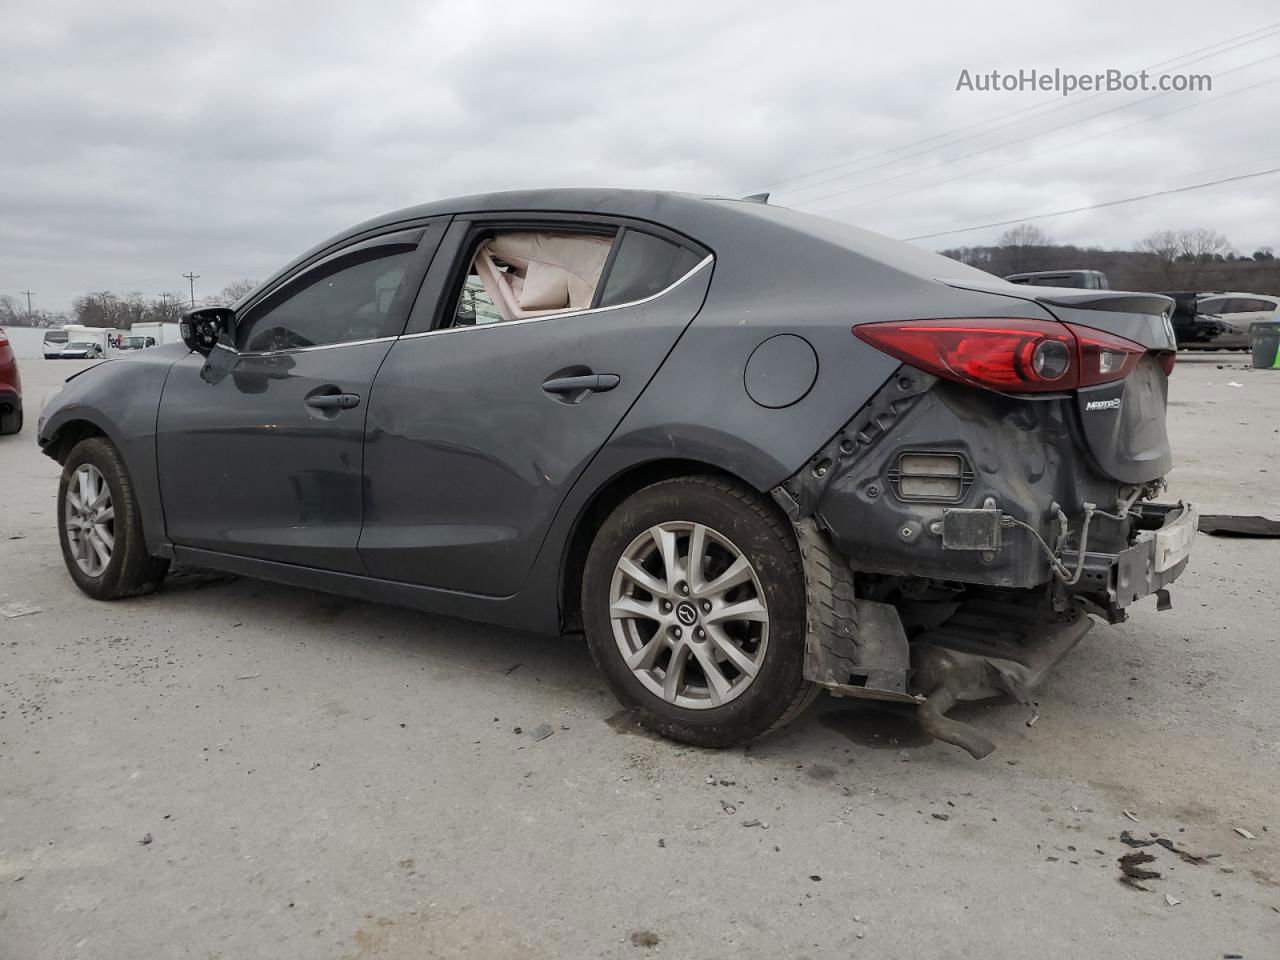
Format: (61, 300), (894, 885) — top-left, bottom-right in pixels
(244, 188), (996, 309)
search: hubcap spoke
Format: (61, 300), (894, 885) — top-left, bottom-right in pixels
(663, 642), (691, 700)
(706, 624), (759, 678)
(648, 525), (682, 584)
(610, 595), (661, 622)
(686, 523), (708, 593)
(688, 641), (732, 706)
(617, 557), (668, 599)
(698, 555), (752, 599)
(704, 597), (768, 625)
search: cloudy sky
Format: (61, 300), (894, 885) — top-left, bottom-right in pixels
(3, 0), (1278, 313)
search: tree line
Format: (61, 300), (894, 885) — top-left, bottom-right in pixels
(942, 225), (1278, 293)
(0, 280), (256, 329)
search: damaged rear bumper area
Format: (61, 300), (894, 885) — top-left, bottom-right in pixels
(777, 370), (1197, 757)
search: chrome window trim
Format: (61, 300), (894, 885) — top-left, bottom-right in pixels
(226, 254), (712, 357)
(235, 335), (400, 358)
(398, 254), (714, 342)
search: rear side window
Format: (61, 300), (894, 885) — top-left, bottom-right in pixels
(597, 230), (702, 308)
(452, 230), (615, 327)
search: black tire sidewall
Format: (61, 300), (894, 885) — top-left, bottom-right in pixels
(582, 477), (808, 747)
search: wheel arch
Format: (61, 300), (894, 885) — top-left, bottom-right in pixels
(41, 416), (112, 464)
(558, 457), (780, 633)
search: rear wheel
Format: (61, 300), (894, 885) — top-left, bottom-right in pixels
(58, 438), (169, 600)
(0, 406), (20, 435)
(582, 476), (816, 747)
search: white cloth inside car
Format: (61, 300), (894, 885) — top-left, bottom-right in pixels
(473, 232), (613, 322)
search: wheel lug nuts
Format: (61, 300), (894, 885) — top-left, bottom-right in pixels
(701, 600), (711, 613)
(661, 600), (672, 612)
(672, 626), (682, 639)
(679, 583), (689, 595)
(696, 628), (705, 639)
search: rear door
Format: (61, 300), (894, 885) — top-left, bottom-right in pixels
(156, 221), (446, 572)
(359, 216), (712, 595)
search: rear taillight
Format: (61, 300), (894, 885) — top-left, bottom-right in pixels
(0, 328), (8, 347)
(1068, 323), (1144, 387)
(853, 318), (1150, 394)
(1157, 352), (1177, 375)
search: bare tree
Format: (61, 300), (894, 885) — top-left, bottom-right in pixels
(997, 223), (1053, 272)
(208, 279), (257, 306)
(1135, 228), (1232, 287)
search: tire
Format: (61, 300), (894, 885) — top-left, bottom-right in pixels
(582, 475), (817, 747)
(0, 407), (20, 435)
(57, 437), (169, 600)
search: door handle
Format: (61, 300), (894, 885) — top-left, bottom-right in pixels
(305, 393), (361, 410)
(541, 374), (620, 395)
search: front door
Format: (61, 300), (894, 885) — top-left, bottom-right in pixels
(359, 217), (712, 595)
(156, 222), (445, 572)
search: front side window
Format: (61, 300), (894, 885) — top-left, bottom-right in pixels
(237, 246), (416, 352)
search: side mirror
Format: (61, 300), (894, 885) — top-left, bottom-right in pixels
(180, 306), (237, 354)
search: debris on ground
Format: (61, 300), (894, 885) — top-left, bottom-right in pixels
(1155, 837), (1211, 864)
(0, 601), (42, 619)
(138, 833), (153, 846)
(1164, 893), (1181, 906)
(741, 819), (769, 829)
(530, 723), (554, 741)
(1199, 515), (1280, 538)
(1120, 830), (1155, 848)
(1234, 827), (1257, 840)
(656, 839), (665, 848)
(1123, 810), (1141, 823)
(930, 813), (950, 822)
(1118, 851), (1160, 890)
(512, 726), (522, 735)
(720, 800), (736, 815)
(705, 775), (716, 785)
(809, 875), (822, 882)
(234, 673), (260, 680)
(503, 663), (521, 675)
(629, 930), (660, 948)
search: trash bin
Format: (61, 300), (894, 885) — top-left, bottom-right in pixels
(1251, 321), (1280, 369)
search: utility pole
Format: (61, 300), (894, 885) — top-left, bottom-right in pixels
(20, 290), (34, 323)
(182, 272), (200, 307)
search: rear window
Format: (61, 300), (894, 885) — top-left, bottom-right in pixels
(597, 230), (702, 308)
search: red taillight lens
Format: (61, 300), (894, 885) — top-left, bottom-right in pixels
(853, 318), (1150, 393)
(853, 318), (1076, 393)
(1156, 351), (1176, 375)
(1066, 323), (1145, 387)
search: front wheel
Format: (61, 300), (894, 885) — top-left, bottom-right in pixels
(57, 438), (169, 600)
(582, 476), (816, 747)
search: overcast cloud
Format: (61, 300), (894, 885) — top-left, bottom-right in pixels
(2, 0), (1278, 312)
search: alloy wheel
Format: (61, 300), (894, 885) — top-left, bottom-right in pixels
(65, 463), (115, 577)
(608, 521), (769, 709)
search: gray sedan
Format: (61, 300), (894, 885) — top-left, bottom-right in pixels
(37, 189), (1195, 755)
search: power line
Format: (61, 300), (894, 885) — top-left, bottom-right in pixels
(828, 72), (1280, 218)
(795, 51), (1280, 210)
(900, 165), (1280, 242)
(182, 272), (200, 307)
(20, 290), (34, 318)
(758, 21), (1280, 198)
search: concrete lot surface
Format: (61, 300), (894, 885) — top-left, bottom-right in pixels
(2, 353), (1278, 959)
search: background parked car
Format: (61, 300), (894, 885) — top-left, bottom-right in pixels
(1004, 269), (1110, 289)
(0, 326), (22, 434)
(59, 341), (104, 360)
(42, 328), (69, 358)
(1190, 292), (1279, 350)
(118, 335), (157, 351)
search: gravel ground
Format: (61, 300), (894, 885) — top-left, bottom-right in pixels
(1, 352), (1278, 959)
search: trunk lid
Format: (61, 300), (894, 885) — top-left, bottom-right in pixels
(944, 280), (1175, 484)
